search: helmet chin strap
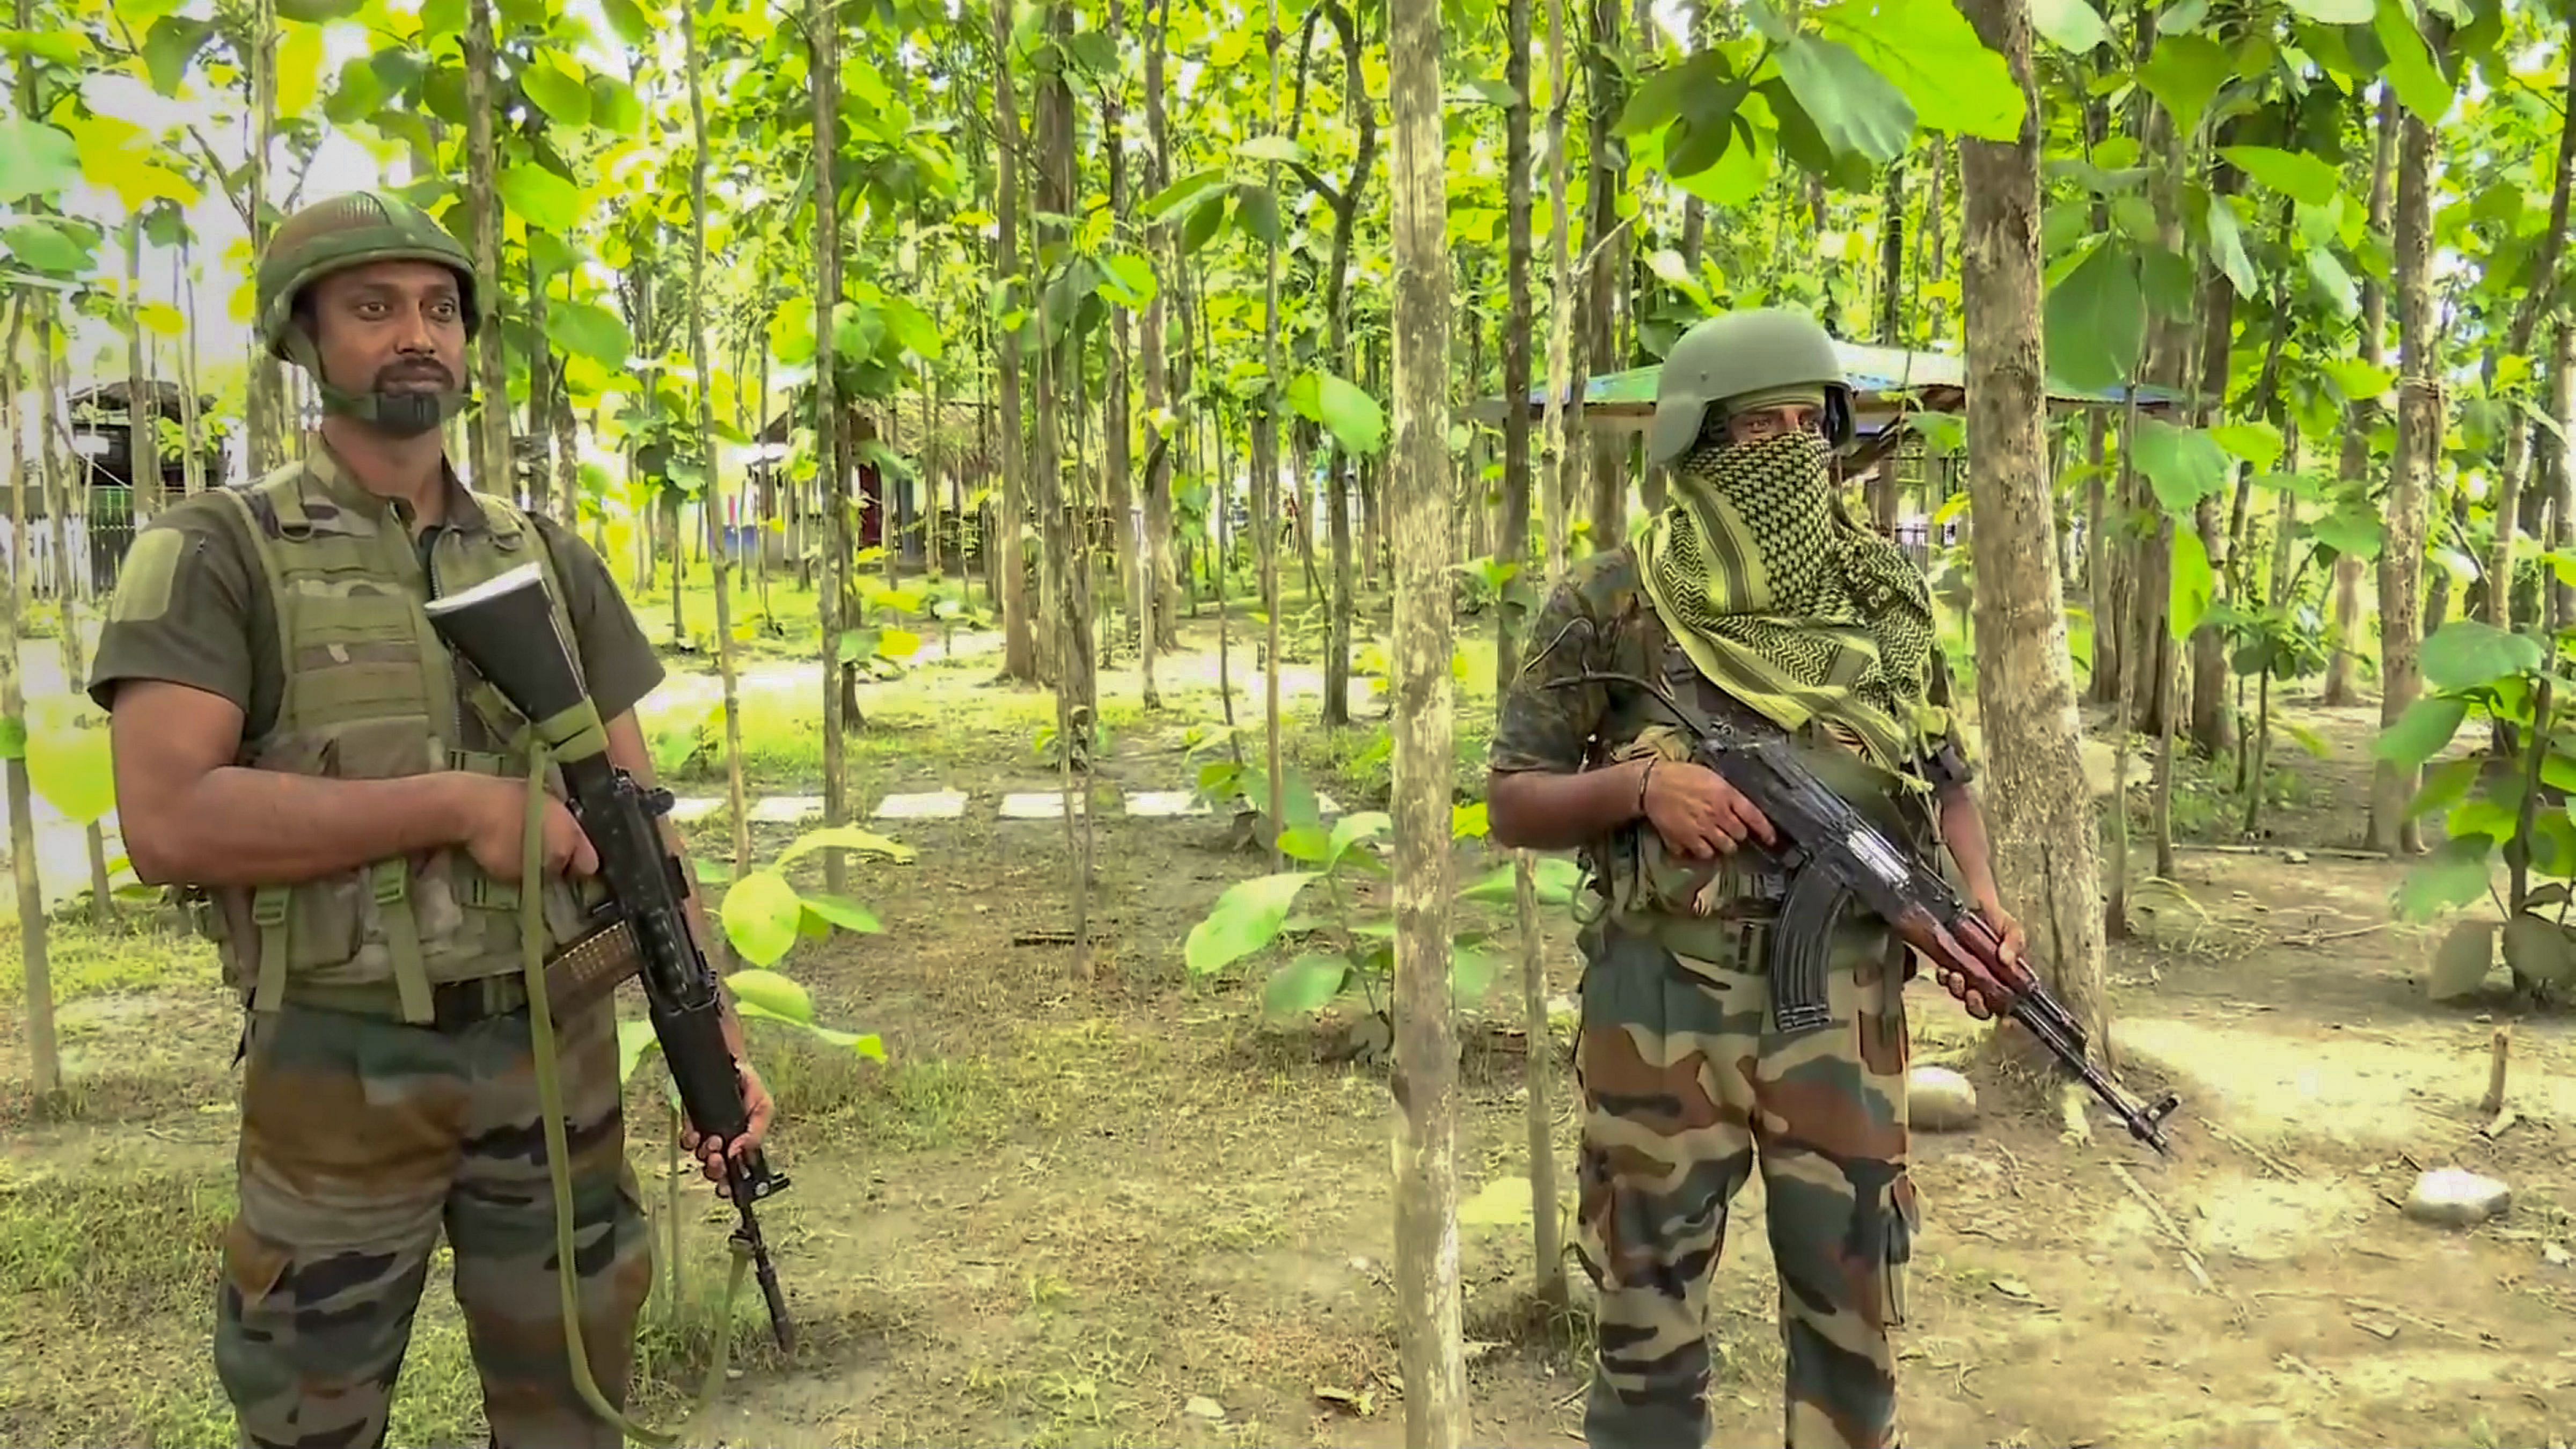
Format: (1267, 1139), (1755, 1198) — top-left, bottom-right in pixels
(284, 331), (470, 440)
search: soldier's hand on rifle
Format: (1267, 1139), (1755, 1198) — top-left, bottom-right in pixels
(1640, 757), (1777, 859)
(683, 1060), (776, 1194)
(455, 774), (601, 881)
(1932, 898), (2023, 1021)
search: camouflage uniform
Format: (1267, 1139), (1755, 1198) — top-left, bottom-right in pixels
(90, 195), (668, 1449)
(1494, 548), (1966, 1449)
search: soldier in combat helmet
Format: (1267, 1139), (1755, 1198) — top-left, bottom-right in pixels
(88, 191), (773, 1448)
(1487, 307), (2023, 1449)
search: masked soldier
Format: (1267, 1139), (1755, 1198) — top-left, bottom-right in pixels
(1487, 308), (2023, 1449)
(87, 191), (773, 1449)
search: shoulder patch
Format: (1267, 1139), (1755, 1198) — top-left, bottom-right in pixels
(106, 527), (187, 624)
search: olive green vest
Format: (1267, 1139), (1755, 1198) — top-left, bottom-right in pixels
(195, 453), (608, 1023)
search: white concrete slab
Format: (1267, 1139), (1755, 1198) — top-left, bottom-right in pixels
(1315, 794), (1342, 817)
(748, 795), (825, 823)
(999, 791), (1086, 819)
(664, 796), (724, 824)
(1125, 790), (1211, 818)
(872, 790), (968, 821)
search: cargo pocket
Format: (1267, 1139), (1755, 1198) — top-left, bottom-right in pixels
(1877, 1170), (1921, 1330)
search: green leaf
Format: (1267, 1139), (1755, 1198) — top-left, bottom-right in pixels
(2322, 357), (2394, 404)
(1326, 811), (1393, 867)
(2283, 0), (2372, 19)
(2136, 33), (2230, 141)
(2420, 620), (2544, 694)
(2207, 420), (2284, 469)
(1311, 371), (1385, 456)
(274, 0), (363, 19)
(2201, 189), (2257, 296)
(322, 54), (388, 126)
(2395, 838), (2495, 924)
(1236, 134), (1307, 166)
(2373, 0), (2452, 124)
(599, 0), (655, 45)
(1096, 252), (1157, 308)
(616, 1017), (661, 1084)
(2373, 695), (2467, 770)
(1776, 36), (1916, 164)
(544, 299), (631, 367)
(2043, 238), (2144, 393)
(1809, 0), (2024, 141)
(275, 20), (324, 116)
(0, 118), (78, 204)
(588, 74), (643, 135)
(2030, 0), (2110, 52)
(2169, 529), (2215, 642)
(2425, 919), (2495, 998)
(1616, 53), (1724, 137)
(798, 892), (882, 934)
(497, 165), (581, 236)
(138, 16), (214, 98)
(2134, 420), (2230, 513)
(2220, 145), (2341, 207)
(1261, 953), (1349, 1015)
(2406, 754), (2482, 818)
(1183, 870), (1321, 975)
(775, 824), (917, 867)
(0, 715), (24, 760)
(23, 694), (113, 826)
(520, 53), (592, 128)
(1278, 823), (1333, 863)
(2310, 506), (2384, 561)
(724, 968), (814, 1024)
(1233, 183), (1281, 245)
(719, 870), (805, 968)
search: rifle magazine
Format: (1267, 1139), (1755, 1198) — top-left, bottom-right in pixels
(1769, 866), (1847, 1033)
(543, 916), (645, 1018)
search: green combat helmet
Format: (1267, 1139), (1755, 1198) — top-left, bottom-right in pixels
(255, 191), (481, 438)
(1646, 307), (1855, 467)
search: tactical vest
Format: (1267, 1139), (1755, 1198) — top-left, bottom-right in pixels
(194, 456), (610, 1024)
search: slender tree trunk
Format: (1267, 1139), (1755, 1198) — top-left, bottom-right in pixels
(2326, 82), (2397, 708)
(1540, 0), (1576, 582)
(1386, 0), (1463, 1433)
(1, 296), (56, 1094)
(991, 0), (1037, 682)
(2549, 317), (2576, 629)
(1257, 0), (1289, 863)
(2482, 48), (2576, 624)
(1581, 0), (1623, 553)
(462, 0), (509, 495)
(1958, 0), (2110, 1045)
(1102, 1), (1140, 671)
(2370, 35), (2447, 857)
(1139, 0), (1177, 703)
(812, 0), (850, 896)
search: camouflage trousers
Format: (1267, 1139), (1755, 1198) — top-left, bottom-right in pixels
(1572, 909), (1919, 1449)
(213, 991), (655, 1449)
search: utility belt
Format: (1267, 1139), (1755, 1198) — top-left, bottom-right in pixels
(219, 906), (648, 1034)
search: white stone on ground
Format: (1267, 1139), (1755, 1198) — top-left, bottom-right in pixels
(664, 797), (723, 824)
(1908, 1066), (1980, 1132)
(1314, 794), (1342, 817)
(1000, 791), (1085, 818)
(1126, 790), (1210, 817)
(872, 791), (968, 821)
(2406, 1168), (2511, 1228)
(748, 795), (824, 824)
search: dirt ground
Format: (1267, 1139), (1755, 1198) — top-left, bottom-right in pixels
(3, 601), (2573, 1448)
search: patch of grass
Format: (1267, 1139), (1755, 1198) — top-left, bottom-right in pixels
(0, 911), (221, 1008)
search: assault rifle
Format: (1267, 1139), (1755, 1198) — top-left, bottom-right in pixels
(1542, 635), (2180, 1155)
(424, 564), (796, 1350)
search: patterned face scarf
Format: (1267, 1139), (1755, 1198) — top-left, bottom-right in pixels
(1636, 428), (1944, 772)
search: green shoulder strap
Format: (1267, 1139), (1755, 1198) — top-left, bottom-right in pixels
(206, 485), (302, 1014)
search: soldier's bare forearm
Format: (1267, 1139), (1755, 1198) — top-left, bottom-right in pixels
(1488, 759), (1650, 851)
(128, 767), (480, 888)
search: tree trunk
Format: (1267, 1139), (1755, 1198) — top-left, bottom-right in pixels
(991, 0), (1037, 682)
(1582, 0), (1623, 554)
(462, 0), (509, 495)
(1103, 0), (1141, 671)
(2370, 32), (2448, 857)
(0, 296), (56, 1095)
(2186, 174), (2238, 760)
(1958, 0), (2110, 1047)
(2481, 46), (2576, 624)
(1387, 0), (1464, 1433)
(812, 0), (850, 896)
(2550, 317), (2576, 629)
(2325, 81), (2396, 708)
(1540, 0), (1576, 583)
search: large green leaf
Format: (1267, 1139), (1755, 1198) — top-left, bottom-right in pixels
(2136, 33), (2230, 141)
(2373, 0), (2452, 124)
(2133, 420), (2230, 513)
(720, 870), (805, 968)
(1616, 53), (1726, 137)
(2425, 919), (2496, 998)
(2031, 0), (2110, 52)
(138, 15), (214, 98)
(275, 0), (364, 19)
(1261, 953), (1349, 1016)
(520, 53), (592, 128)
(2207, 420), (2284, 469)
(2504, 913), (2576, 988)
(497, 165), (581, 236)
(2220, 145), (2342, 206)
(544, 298), (631, 367)
(2043, 238), (2144, 393)
(1776, 36), (1915, 164)
(2168, 529), (2216, 642)
(775, 824), (917, 867)
(1183, 870), (1320, 975)
(2419, 619), (2544, 694)
(0, 118), (77, 204)
(797, 892), (882, 935)
(1810, 0), (2023, 141)
(2394, 838), (2494, 924)
(323, 54), (388, 126)
(2321, 357), (2394, 406)
(2200, 187), (2257, 296)
(1313, 372), (1385, 456)
(599, 0), (655, 45)
(2373, 695), (2468, 770)
(2309, 505), (2384, 560)
(726, 968), (815, 1024)
(2284, 0), (2372, 19)
(23, 694), (113, 826)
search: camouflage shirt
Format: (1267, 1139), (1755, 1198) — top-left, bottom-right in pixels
(1490, 544), (1971, 925)
(89, 445), (664, 750)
